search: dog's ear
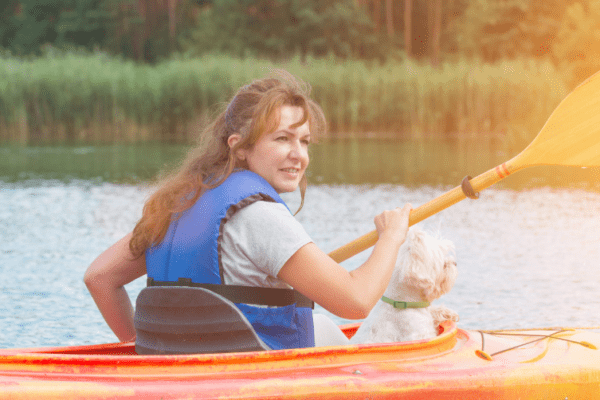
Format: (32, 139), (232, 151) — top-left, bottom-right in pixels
(435, 259), (458, 296)
(421, 260), (457, 301)
(406, 233), (457, 302)
(421, 280), (438, 302)
(404, 230), (437, 299)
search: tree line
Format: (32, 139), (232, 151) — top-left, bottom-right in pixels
(1, 0), (600, 145)
(2, 0), (600, 87)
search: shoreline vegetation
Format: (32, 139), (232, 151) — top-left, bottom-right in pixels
(0, 52), (567, 145)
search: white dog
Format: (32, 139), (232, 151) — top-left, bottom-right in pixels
(350, 228), (459, 344)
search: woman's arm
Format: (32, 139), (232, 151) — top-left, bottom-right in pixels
(278, 204), (412, 320)
(83, 233), (147, 342)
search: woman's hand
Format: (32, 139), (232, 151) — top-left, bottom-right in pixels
(374, 203), (412, 245)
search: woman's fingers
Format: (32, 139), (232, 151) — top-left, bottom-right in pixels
(374, 203), (412, 240)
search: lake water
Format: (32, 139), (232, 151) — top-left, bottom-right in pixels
(2, 140), (600, 348)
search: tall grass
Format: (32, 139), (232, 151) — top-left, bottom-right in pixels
(0, 52), (567, 144)
(294, 57), (567, 141)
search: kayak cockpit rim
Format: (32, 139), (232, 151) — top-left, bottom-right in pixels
(0, 321), (459, 365)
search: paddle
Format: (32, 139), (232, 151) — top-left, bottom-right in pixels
(328, 70), (600, 263)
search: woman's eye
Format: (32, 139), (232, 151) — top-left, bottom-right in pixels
(276, 136), (288, 142)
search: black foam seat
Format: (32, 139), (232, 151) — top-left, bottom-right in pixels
(134, 286), (271, 355)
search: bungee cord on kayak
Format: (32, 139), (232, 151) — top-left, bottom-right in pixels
(476, 329), (598, 361)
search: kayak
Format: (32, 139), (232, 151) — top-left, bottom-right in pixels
(1, 320), (600, 399)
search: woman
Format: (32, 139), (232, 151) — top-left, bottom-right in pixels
(84, 71), (412, 350)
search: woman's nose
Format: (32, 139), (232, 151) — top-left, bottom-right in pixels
(288, 140), (304, 159)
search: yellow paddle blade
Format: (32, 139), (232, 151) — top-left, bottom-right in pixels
(514, 69), (600, 169)
(328, 70), (600, 263)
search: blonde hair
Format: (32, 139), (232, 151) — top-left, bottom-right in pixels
(129, 70), (326, 257)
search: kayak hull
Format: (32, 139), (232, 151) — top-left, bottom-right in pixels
(1, 321), (600, 399)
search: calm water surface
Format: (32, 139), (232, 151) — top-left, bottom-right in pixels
(2, 141), (600, 348)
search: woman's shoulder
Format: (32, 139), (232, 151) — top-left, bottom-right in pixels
(225, 199), (308, 234)
(231, 200), (294, 227)
(242, 199), (289, 214)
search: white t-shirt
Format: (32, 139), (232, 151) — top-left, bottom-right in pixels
(220, 200), (351, 347)
(220, 201), (313, 289)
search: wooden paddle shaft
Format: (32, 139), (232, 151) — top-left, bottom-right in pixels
(327, 162), (518, 263)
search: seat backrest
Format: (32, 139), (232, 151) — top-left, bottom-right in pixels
(134, 286), (271, 355)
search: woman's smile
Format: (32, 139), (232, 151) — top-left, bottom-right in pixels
(280, 167), (300, 176)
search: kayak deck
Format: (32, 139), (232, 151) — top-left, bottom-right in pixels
(1, 321), (599, 399)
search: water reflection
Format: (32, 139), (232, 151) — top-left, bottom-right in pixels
(2, 139), (600, 189)
(307, 138), (600, 190)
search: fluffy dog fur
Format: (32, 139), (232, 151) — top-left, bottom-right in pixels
(350, 228), (459, 344)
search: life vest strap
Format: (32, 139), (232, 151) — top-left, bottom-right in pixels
(147, 277), (314, 309)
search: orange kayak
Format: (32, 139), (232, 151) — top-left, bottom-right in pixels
(1, 321), (599, 399)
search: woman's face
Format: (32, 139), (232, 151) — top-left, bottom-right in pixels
(235, 105), (311, 193)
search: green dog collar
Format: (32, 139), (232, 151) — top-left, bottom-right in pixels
(381, 296), (430, 309)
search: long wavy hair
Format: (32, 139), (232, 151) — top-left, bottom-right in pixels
(129, 71), (327, 258)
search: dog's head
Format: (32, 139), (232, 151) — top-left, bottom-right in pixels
(390, 228), (457, 302)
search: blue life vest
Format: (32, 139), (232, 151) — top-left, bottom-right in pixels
(145, 170), (315, 350)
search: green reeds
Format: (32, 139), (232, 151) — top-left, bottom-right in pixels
(0, 52), (567, 144)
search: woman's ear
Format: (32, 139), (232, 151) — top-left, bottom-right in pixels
(227, 134), (246, 161)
